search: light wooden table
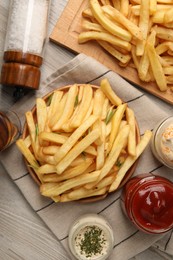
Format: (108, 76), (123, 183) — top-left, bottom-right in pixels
(0, 1), (172, 260)
(0, 1), (73, 259)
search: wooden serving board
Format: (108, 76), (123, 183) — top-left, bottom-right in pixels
(50, 0), (173, 105)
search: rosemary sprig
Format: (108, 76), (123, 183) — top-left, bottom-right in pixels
(46, 93), (53, 106)
(74, 95), (79, 107)
(105, 108), (116, 125)
(35, 124), (39, 141)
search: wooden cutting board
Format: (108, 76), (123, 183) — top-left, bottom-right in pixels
(50, 0), (173, 105)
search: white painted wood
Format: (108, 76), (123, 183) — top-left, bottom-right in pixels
(0, 0), (72, 259)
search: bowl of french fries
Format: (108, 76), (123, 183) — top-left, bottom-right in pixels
(16, 78), (152, 203)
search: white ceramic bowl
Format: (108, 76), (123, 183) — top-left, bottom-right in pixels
(151, 116), (173, 169)
(68, 214), (114, 260)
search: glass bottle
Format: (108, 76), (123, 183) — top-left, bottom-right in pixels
(1, 0), (50, 90)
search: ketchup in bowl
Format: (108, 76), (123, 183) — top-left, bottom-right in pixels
(121, 174), (173, 234)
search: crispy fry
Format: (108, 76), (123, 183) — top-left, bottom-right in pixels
(90, 0), (132, 41)
(40, 171), (100, 197)
(109, 130), (152, 192)
(146, 42), (167, 91)
(102, 5), (143, 40)
(36, 98), (47, 134)
(126, 107), (136, 156)
(107, 103), (127, 154)
(136, 0), (150, 56)
(100, 78), (122, 106)
(69, 85), (93, 128)
(98, 41), (131, 64)
(79, 31), (132, 51)
(39, 132), (67, 144)
(97, 125), (130, 183)
(54, 115), (98, 163)
(56, 129), (100, 174)
(52, 84), (78, 131)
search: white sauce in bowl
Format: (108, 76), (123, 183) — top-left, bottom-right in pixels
(68, 214), (114, 260)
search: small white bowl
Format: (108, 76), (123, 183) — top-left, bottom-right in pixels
(151, 116), (173, 169)
(68, 214), (114, 260)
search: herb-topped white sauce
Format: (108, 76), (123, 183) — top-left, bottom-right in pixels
(68, 214), (114, 260)
(74, 225), (109, 259)
(151, 117), (173, 169)
(161, 124), (173, 164)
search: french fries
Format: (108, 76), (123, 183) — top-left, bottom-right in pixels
(16, 79), (152, 202)
(78, 0), (173, 92)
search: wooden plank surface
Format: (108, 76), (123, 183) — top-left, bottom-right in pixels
(50, 0), (173, 105)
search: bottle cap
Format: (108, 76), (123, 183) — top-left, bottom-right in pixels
(1, 62), (41, 90)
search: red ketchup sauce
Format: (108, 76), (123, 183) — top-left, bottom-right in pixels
(121, 174), (173, 234)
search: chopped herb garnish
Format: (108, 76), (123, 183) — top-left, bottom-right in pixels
(74, 95), (79, 107)
(75, 225), (106, 258)
(47, 93), (54, 106)
(116, 158), (124, 168)
(35, 124), (39, 141)
(105, 108), (116, 125)
(27, 164), (39, 170)
(81, 151), (86, 159)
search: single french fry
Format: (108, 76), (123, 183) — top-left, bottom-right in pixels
(16, 139), (39, 170)
(85, 173), (116, 190)
(37, 164), (57, 174)
(150, 0), (157, 15)
(54, 115), (98, 163)
(55, 129), (100, 174)
(96, 142), (105, 170)
(152, 10), (165, 24)
(42, 145), (59, 155)
(146, 42), (167, 91)
(36, 98), (47, 133)
(42, 159), (93, 181)
(98, 41), (131, 64)
(81, 19), (105, 32)
(164, 8), (173, 23)
(49, 92), (68, 128)
(112, 0), (121, 9)
(136, 0), (150, 56)
(109, 130), (152, 192)
(126, 107), (136, 156)
(67, 186), (108, 201)
(40, 171), (100, 197)
(25, 111), (39, 157)
(120, 0), (129, 17)
(138, 30), (156, 82)
(90, 0), (132, 41)
(79, 31), (132, 51)
(16, 139), (43, 183)
(24, 135), (31, 148)
(92, 89), (105, 145)
(52, 84), (78, 131)
(107, 103), (127, 154)
(47, 90), (63, 120)
(100, 78), (122, 106)
(102, 5), (143, 40)
(70, 85), (93, 128)
(97, 125), (130, 183)
(153, 26), (173, 41)
(39, 132), (68, 144)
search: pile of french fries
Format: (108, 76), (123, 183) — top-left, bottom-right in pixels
(79, 0), (173, 92)
(16, 79), (152, 202)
